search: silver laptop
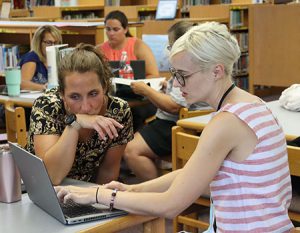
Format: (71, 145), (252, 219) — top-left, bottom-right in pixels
(9, 142), (127, 225)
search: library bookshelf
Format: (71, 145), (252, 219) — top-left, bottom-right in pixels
(0, 21), (142, 46)
(189, 3), (250, 92)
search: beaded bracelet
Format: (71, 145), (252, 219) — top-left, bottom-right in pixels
(109, 189), (118, 211)
(95, 187), (100, 203)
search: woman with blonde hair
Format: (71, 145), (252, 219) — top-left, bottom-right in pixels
(19, 25), (62, 91)
(56, 23), (293, 232)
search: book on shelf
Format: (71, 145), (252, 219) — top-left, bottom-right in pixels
(105, 0), (120, 6)
(0, 44), (28, 73)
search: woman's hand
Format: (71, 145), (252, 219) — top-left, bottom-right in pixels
(160, 80), (168, 93)
(55, 185), (100, 205)
(130, 82), (150, 96)
(103, 180), (131, 192)
(77, 114), (123, 140)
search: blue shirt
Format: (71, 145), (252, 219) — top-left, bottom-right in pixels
(19, 51), (47, 84)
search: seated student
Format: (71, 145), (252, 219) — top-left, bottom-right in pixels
(98, 10), (159, 78)
(26, 43), (134, 185)
(124, 21), (209, 182)
(19, 25), (62, 91)
(56, 22), (293, 232)
(98, 10), (160, 131)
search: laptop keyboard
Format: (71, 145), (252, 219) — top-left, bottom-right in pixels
(61, 200), (103, 218)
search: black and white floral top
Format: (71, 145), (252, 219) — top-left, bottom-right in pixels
(27, 87), (133, 182)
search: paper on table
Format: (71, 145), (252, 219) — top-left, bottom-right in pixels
(112, 77), (165, 91)
(20, 92), (43, 99)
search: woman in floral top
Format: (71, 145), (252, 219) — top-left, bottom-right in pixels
(27, 43), (133, 185)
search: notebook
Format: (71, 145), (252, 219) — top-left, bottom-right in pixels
(108, 60), (146, 99)
(9, 142), (127, 225)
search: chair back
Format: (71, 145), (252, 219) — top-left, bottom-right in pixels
(287, 145), (300, 224)
(5, 101), (27, 148)
(172, 126), (210, 232)
(179, 107), (214, 120)
(288, 145), (300, 177)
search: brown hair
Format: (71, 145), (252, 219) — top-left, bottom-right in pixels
(104, 10), (132, 37)
(58, 43), (113, 94)
(168, 21), (198, 46)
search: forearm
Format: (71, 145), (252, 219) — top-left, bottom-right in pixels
(21, 80), (46, 91)
(100, 188), (173, 217)
(130, 169), (181, 193)
(43, 127), (79, 185)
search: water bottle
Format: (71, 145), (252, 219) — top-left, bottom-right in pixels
(119, 51), (127, 79)
(0, 145), (21, 203)
(119, 51), (134, 80)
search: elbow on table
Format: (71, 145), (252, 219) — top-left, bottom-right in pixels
(50, 174), (64, 186)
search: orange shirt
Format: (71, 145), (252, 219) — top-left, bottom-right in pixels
(100, 37), (137, 61)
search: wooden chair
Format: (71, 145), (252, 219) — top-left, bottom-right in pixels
(288, 145), (300, 224)
(171, 138), (300, 232)
(156, 108), (214, 176)
(5, 101), (27, 148)
(179, 107), (214, 120)
(172, 126), (210, 233)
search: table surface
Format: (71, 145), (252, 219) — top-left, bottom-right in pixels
(177, 100), (300, 140)
(0, 178), (163, 233)
(0, 194), (117, 233)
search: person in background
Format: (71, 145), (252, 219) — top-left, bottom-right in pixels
(98, 10), (160, 131)
(56, 22), (293, 232)
(19, 25), (62, 91)
(98, 10), (159, 78)
(27, 43), (134, 185)
(123, 21), (210, 182)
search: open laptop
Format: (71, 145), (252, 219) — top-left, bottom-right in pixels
(108, 60), (146, 99)
(9, 142), (127, 225)
(108, 60), (146, 80)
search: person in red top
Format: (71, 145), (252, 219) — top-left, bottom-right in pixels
(98, 10), (159, 78)
(99, 10), (159, 131)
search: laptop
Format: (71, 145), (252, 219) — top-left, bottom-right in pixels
(108, 60), (146, 80)
(108, 60), (146, 99)
(155, 0), (178, 20)
(9, 142), (127, 225)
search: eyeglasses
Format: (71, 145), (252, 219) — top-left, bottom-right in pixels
(169, 67), (202, 87)
(42, 40), (58, 46)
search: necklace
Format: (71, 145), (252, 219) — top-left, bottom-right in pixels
(217, 83), (235, 111)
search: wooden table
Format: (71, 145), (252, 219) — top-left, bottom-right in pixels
(177, 100), (300, 141)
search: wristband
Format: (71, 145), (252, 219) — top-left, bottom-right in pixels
(109, 189), (118, 211)
(95, 187), (99, 203)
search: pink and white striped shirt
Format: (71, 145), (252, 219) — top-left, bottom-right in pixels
(210, 102), (293, 232)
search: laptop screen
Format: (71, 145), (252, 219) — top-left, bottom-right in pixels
(155, 0), (178, 20)
(108, 60), (146, 80)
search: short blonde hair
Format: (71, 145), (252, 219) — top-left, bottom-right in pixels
(170, 22), (241, 76)
(31, 25), (62, 63)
